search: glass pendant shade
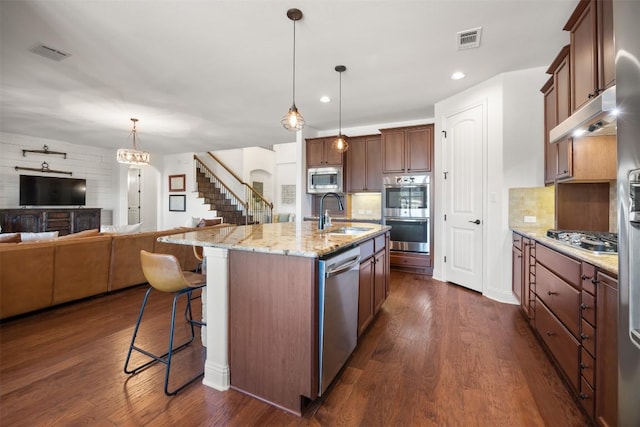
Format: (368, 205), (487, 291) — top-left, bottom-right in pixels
(282, 104), (306, 131)
(117, 118), (150, 165)
(333, 65), (348, 152)
(333, 134), (347, 152)
(282, 9), (305, 131)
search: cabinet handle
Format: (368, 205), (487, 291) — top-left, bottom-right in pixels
(580, 362), (588, 370)
(579, 393), (590, 400)
(580, 333), (589, 340)
(517, 255), (522, 259)
(545, 330), (555, 336)
(547, 291), (557, 296)
(591, 278), (600, 285)
(580, 303), (590, 310)
(581, 274), (592, 281)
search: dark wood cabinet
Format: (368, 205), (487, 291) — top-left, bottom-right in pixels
(381, 124), (433, 174)
(595, 271), (617, 427)
(346, 135), (382, 192)
(517, 240), (618, 426)
(0, 208), (101, 236)
(357, 233), (388, 338)
(542, 77), (557, 185)
(512, 234), (523, 303)
(564, 0), (615, 113)
(306, 136), (344, 167)
(514, 235), (535, 319)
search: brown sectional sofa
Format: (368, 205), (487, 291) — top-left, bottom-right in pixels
(0, 225), (228, 320)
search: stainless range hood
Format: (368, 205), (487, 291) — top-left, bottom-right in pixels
(549, 85), (617, 143)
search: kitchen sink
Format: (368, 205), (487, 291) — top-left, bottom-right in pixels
(328, 226), (373, 235)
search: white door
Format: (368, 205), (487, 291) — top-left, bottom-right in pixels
(127, 168), (141, 225)
(443, 103), (484, 292)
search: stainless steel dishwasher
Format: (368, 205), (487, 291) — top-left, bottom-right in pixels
(318, 246), (361, 396)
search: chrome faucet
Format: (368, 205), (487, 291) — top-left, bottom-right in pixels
(319, 192), (344, 230)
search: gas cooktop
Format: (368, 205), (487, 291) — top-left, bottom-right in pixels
(546, 230), (618, 254)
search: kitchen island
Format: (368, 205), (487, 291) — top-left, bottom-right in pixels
(159, 221), (390, 415)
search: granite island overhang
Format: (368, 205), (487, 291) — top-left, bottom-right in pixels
(158, 221), (391, 415)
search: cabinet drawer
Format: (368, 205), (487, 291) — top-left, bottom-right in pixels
(580, 347), (595, 388)
(579, 376), (595, 419)
(536, 263), (580, 337)
(535, 297), (580, 391)
(390, 252), (429, 268)
(581, 262), (596, 295)
(536, 244), (581, 287)
(374, 234), (386, 253)
(45, 211), (71, 220)
(360, 239), (374, 260)
(581, 290), (596, 326)
(581, 318), (596, 357)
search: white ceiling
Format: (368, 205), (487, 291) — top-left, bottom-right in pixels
(0, 0), (578, 155)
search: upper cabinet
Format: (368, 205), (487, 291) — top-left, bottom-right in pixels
(346, 135), (382, 192)
(542, 46), (571, 184)
(306, 137), (344, 167)
(564, 0), (615, 113)
(381, 124), (433, 174)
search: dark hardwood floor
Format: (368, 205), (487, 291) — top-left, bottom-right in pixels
(0, 272), (589, 426)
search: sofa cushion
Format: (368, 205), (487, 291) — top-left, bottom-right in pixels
(56, 229), (100, 240)
(0, 233), (21, 243)
(100, 223), (142, 234)
(20, 231), (59, 242)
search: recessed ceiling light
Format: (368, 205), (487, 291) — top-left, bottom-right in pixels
(320, 95), (331, 103)
(450, 71), (466, 80)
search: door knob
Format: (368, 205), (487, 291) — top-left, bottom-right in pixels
(469, 219), (481, 225)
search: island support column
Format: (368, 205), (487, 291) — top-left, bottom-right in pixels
(202, 246), (230, 391)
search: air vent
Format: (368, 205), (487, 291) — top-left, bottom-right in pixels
(29, 43), (71, 61)
(457, 27), (482, 50)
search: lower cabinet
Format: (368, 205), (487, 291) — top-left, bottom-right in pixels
(0, 208), (101, 235)
(358, 232), (388, 337)
(512, 236), (618, 426)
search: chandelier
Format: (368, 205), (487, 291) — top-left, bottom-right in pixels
(117, 118), (150, 165)
(281, 8), (305, 131)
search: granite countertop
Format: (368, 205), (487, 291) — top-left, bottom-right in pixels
(511, 226), (618, 275)
(159, 221), (390, 258)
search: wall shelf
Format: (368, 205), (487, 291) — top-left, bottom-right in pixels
(22, 144), (67, 159)
(15, 161), (73, 176)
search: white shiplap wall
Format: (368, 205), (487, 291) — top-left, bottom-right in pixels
(0, 132), (117, 211)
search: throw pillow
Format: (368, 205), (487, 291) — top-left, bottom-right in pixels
(20, 231), (59, 242)
(100, 223), (142, 234)
(0, 233), (21, 243)
(57, 229), (100, 240)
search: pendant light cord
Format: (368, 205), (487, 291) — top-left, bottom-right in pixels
(292, 18), (296, 105)
(338, 70), (342, 134)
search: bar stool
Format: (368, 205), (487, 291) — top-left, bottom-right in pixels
(124, 250), (206, 396)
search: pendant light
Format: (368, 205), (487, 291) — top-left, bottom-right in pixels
(333, 65), (348, 152)
(117, 118), (150, 165)
(281, 8), (305, 131)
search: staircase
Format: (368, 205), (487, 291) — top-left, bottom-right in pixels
(195, 169), (253, 225)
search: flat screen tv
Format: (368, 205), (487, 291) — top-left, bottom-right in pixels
(19, 175), (86, 206)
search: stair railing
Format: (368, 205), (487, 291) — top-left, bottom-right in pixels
(194, 154), (273, 225)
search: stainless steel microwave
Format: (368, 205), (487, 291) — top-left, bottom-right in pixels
(307, 167), (343, 194)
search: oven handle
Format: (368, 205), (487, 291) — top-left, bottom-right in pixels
(385, 217), (430, 223)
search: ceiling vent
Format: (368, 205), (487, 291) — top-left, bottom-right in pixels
(457, 27), (482, 50)
(29, 43), (71, 61)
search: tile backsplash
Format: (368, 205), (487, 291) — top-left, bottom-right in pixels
(508, 186), (555, 230)
(348, 193), (382, 219)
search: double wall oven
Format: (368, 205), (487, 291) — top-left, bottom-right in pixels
(383, 175), (430, 254)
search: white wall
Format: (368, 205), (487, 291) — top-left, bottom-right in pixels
(433, 67), (546, 303)
(0, 132), (117, 212)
